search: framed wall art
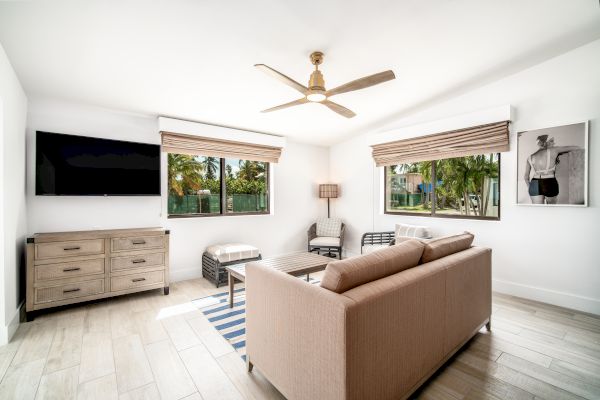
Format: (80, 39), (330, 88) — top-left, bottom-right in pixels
(517, 121), (588, 206)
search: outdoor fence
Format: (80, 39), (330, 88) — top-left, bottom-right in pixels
(389, 193), (423, 207)
(168, 194), (267, 214)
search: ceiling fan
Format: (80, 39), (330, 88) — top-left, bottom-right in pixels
(255, 51), (395, 118)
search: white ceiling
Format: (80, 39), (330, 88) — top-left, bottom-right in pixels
(1, 0), (599, 145)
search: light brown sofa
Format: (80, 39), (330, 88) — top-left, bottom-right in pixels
(245, 234), (491, 400)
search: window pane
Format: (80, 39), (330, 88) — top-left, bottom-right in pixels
(434, 154), (499, 218)
(385, 162), (433, 214)
(225, 159), (269, 214)
(168, 154), (220, 215)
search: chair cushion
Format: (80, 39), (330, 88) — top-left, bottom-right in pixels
(205, 243), (260, 263)
(309, 237), (341, 247)
(420, 232), (474, 264)
(316, 217), (342, 238)
(395, 223), (431, 243)
(320, 239), (425, 293)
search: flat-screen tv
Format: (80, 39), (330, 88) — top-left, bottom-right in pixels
(36, 131), (161, 196)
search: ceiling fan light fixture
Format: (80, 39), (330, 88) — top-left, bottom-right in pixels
(255, 50), (395, 117)
(306, 90), (326, 102)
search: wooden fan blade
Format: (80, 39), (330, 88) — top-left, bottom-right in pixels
(322, 100), (356, 118)
(261, 98), (308, 113)
(255, 64), (308, 95)
(326, 70), (395, 97)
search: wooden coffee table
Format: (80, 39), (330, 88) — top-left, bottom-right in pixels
(225, 252), (333, 308)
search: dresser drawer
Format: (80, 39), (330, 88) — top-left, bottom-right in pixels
(35, 239), (105, 260)
(35, 279), (104, 304)
(111, 270), (164, 292)
(111, 236), (164, 252)
(35, 258), (105, 281)
(111, 252), (164, 272)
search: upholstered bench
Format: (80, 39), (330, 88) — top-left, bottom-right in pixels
(202, 243), (261, 287)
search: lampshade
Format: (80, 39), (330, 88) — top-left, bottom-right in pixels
(319, 184), (339, 199)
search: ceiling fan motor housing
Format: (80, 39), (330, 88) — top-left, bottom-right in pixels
(309, 70), (325, 92)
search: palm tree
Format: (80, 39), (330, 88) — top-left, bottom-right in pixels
(469, 154), (498, 216)
(202, 157), (219, 180)
(167, 154), (203, 196)
(436, 155), (498, 216)
(436, 158), (472, 215)
(238, 160), (258, 181)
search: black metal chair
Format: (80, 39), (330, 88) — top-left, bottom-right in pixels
(360, 231), (395, 254)
(307, 222), (345, 259)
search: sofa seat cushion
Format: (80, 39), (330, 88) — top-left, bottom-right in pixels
(320, 239), (425, 293)
(309, 236), (341, 247)
(420, 232), (474, 264)
(316, 217), (342, 238)
(205, 243), (260, 263)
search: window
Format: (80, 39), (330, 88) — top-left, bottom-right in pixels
(384, 154), (500, 220)
(168, 153), (269, 217)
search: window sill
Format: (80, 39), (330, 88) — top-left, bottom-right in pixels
(168, 211), (271, 219)
(384, 211), (500, 221)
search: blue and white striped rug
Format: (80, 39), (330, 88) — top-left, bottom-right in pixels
(192, 279), (320, 360)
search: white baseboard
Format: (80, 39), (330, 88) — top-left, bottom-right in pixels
(170, 267), (204, 282)
(169, 250), (316, 283)
(493, 278), (600, 316)
(0, 304), (23, 345)
(344, 248), (360, 258)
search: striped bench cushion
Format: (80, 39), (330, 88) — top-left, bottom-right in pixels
(205, 243), (260, 263)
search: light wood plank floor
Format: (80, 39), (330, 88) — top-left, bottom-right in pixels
(0, 276), (599, 400)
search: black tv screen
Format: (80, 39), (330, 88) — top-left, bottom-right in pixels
(36, 131), (161, 196)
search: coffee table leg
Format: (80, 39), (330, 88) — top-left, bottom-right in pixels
(228, 272), (234, 308)
(306, 273), (310, 282)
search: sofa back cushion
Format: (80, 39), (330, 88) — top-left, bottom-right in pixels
(320, 239), (425, 293)
(420, 232), (474, 264)
(316, 217), (342, 238)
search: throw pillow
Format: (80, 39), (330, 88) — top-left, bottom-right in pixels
(316, 217), (342, 238)
(394, 223), (431, 244)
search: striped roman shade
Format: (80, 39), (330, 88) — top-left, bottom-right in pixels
(371, 121), (510, 166)
(161, 131), (283, 163)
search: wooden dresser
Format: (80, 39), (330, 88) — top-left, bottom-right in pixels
(26, 227), (169, 320)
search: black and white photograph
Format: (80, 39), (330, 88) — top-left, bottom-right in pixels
(517, 122), (588, 206)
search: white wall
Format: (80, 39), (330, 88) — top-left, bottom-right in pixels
(330, 39), (600, 314)
(0, 43), (28, 344)
(27, 98), (329, 282)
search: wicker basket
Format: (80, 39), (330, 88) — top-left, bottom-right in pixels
(202, 252), (262, 287)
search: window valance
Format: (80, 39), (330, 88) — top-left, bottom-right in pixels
(371, 121), (510, 166)
(161, 131), (282, 163)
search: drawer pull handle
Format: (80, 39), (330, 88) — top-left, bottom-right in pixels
(63, 288), (81, 293)
(63, 246), (81, 251)
(132, 278), (146, 282)
(63, 267), (81, 272)
(132, 259), (146, 264)
(132, 240), (146, 245)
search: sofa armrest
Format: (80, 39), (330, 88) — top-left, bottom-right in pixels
(245, 262), (354, 400)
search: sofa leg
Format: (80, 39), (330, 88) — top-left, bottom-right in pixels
(247, 358), (253, 373)
(485, 319), (491, 332)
